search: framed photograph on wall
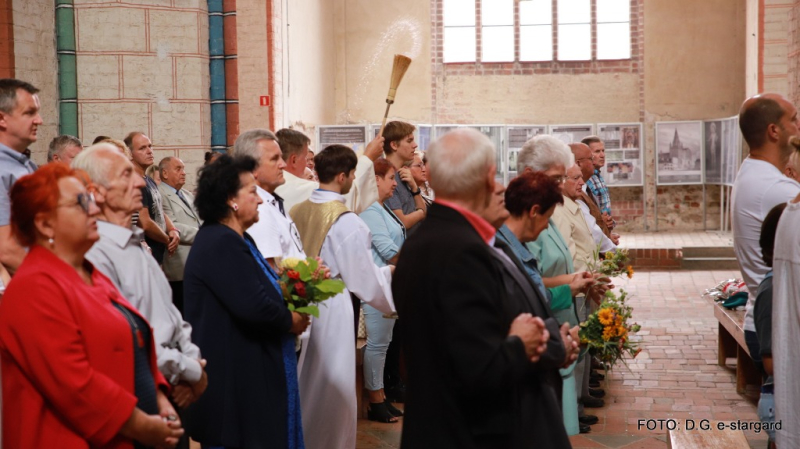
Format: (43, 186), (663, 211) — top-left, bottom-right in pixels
(548, 124), (595, 146)
(316, 125), (368, 154)
(721, 116), (741, 186)
(704, 120), (724, 185)
(505, 125), (547, 184)
(597, 123), (644, 187)
(655, 121), (704, 185)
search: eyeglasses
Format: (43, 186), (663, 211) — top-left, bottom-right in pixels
(549, 175), (567, 184)
(410, 164), (424, 169)
(58, 192), (96, 214)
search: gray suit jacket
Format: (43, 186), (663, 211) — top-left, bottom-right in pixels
(158, 182), (201, 281)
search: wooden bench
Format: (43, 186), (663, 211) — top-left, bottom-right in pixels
(713, 301), (761, 394)
(668, 421), (750, 448)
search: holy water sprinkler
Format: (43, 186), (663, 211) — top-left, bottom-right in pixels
(377, 54), (412, 137)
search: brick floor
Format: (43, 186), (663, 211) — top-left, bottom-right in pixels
(356, 233), (767, 449)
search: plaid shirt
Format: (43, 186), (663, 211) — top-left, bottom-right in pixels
(586, 170), (612, 215)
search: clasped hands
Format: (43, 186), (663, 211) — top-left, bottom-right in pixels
(509, 314), (580, 367)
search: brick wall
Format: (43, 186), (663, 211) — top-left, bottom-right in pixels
(72, 1), (211, 189)
(0, 0), (13, 78)
(12, 0), (58, 164)
(762, 0), (790, 95)
(789, 2), (800, 105)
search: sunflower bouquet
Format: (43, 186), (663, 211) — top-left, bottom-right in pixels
(277, 257), (345, 318)
(579, 289), (642, 367)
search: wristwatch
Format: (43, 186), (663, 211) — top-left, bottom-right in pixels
(411, 188), (421, 196)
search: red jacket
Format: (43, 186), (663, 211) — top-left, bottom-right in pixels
(0, 246), (169, 448)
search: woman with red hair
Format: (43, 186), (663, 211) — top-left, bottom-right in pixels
(0, 164), (183, 448)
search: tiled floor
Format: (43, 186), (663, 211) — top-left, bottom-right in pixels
(356, 233), (767, 449)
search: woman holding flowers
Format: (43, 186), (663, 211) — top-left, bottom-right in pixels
(359, 158), (407, 422)
(183, 155), (310, 449)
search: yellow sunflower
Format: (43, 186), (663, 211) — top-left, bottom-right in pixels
(598, 308), (614, 326)
(602, 326), (616, 341)
(626, 265), (634, 279)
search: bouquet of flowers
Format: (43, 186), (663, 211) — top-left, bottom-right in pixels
(587, 246), (633, 279)
(579, 289), (642, 367)
(277, 257), (345, 318)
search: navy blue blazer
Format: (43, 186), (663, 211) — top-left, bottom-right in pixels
(183, 222), (293, 448)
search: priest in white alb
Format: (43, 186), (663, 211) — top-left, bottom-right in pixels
(290, 144), (395, 449)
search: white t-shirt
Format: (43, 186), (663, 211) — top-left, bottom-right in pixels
(772, 200), (800, 448)
(248, 186), (306, 261)
(731, 157), (800, 331)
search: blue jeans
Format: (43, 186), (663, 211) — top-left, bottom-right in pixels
(363, 303), (395, 391)
(757, 390), (776, 442)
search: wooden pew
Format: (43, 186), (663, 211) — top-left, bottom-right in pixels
(668, 421), (750, 448)
(713, 302), (761, 394)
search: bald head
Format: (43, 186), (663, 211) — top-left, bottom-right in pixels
(569, 142), (594, 181)
(739, 93), (797, 150)
(427, 128), (495, 203)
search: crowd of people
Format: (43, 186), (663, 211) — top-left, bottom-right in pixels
(0, 74), (798, 449)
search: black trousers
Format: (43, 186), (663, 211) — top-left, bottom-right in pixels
(169, 281), (184, 315)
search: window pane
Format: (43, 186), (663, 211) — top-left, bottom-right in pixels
(520, 25), (553, 61)
(557, 23), (590, 60)
(520, 0), (552, 25)
(557, 0), (590, 25)
(482, 26), (514, 62)
(444, 27), (476, 62)
(444, 0), (475, 26)
(597, 23), (630, 59)
(482, 0), (513, 26)
(597, 0), (630, 23)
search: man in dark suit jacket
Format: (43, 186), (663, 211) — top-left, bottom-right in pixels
(393, 129), (578, 449)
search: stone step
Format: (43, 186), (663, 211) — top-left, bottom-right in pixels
(681, 257), (740, 270)
(681, 246), (736, 258)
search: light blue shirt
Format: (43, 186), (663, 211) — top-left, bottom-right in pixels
(0, 143), (37, 226)
(359, 201), (406, 267)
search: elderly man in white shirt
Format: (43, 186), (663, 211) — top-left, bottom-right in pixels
(74, 144), (208, 412)
(231, 129), (306, 267)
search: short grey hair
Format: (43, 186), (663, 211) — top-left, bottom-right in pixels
(517, 134), (574, 173)
(231, 128), (277, 161)
(71, 143), (124, 187)
(47, 135), (82, 162)
(427, 128), (495, 199)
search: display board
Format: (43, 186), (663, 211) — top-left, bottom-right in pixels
(505, 126), (547, 184)
(548, 124), (595, 145)
(655, 121), (704, 185)
(316, 125), (368, 154)
(720, 116), (741, 186)
(434, 125), (505, 184)
(597, 123), (643, 187)
(703, 120), (723, 185)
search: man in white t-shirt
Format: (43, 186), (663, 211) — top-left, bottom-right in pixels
(232, 129), (306, 267)
(732, 93), (800, 374)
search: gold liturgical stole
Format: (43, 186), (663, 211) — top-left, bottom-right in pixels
(290, 200), (350, 258)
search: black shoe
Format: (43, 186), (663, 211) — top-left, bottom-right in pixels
(579, 415), (599, 425)
(589, 379), (601, 388)
(590, 371), (605, 380)
(385, 385), (406, 403)
(589, 388), (606, 398)
(384, 400), (404, 417)
(367, 402), (399, 423)
(583, 397), (605, 408)
(579, 424), (591, 434)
